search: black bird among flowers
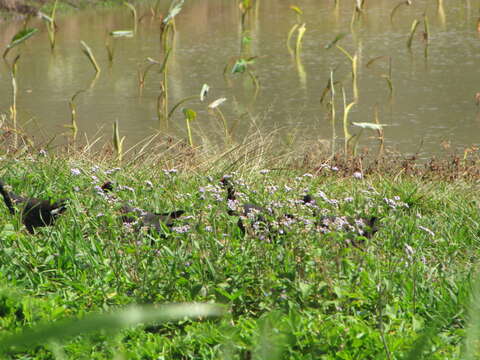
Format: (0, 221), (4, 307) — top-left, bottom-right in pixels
(220, 177), (269, 235)
(0, 180), (67, 234)
(101, 181), (185, 234)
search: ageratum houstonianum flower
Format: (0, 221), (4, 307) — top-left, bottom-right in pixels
(119, 185), (135, 193)
(418, 225), (435, 237)
(227, 199), (238, 211)
(353, 171), (363, 179)
(172, 225), (190, 233)
(105, 167), (121, 175)
(71, 168), (81, 176)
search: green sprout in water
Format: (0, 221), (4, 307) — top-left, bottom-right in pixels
(80, 40), (101, 74)
(231, 57), (260, 98)
(138, 57), (160, 89)
(124, 2), (137, 34)
(9, 55), (20, 148)
(208, 97), (228, 141)
(351, 121), (387, 157)
(182, 108), (197, 147)
(286, 5), (304, 56)
(161, 0), (184, 51)
(155, 49), (172, 124)
(39, 0), (58, 51)
(107, 30), (134, 63)
(113, 120), (125, 161)
(342, 87), (355, 157)
(390, 0), (412, 23)
(66, 90), (85, 143)
(407, 19), (420, 49)
(327, 34), (358, 102)
(168, 83), (209, 120)
(366, 56), (394, 96)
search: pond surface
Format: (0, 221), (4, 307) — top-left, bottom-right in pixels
(0, 0), (479, 157)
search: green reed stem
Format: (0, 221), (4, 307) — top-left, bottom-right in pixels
(407, 19), (420, 49)
(81, 40), (101, 74)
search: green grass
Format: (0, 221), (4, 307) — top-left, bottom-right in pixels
(0, 152), (478, 359)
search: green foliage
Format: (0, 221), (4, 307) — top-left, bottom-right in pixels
(0, 155), (477, 358)
(2, 28), (38, 58)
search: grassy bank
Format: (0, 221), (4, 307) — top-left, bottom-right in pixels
(0, 149), (479, 359)
(0, 0), (126, 17)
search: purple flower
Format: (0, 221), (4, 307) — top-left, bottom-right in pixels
(71, 168), (81, 176)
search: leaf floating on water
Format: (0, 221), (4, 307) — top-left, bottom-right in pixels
(208, 98), (227, 109)
(110, 30), (134, 38)
(352, 122), (387, 130)
(200, 84), (210, 102)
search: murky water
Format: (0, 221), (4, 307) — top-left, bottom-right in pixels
(0, 0), (479, 157)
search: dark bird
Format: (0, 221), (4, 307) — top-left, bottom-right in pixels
(101, 181), (185, 234)
(220, 177), (269, 235)
(0, 180), (67, 234)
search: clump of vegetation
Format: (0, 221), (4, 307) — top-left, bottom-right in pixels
(0, 134), (478, 357)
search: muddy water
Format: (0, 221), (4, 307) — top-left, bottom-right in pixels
(0, 0), (479, 157)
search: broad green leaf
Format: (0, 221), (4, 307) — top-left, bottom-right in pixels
(183, 108), (197, 122)
(3, 28), (38, 58)
(9, 28), (38, 48)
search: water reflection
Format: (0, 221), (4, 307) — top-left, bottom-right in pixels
(0, 0), (478, 157)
